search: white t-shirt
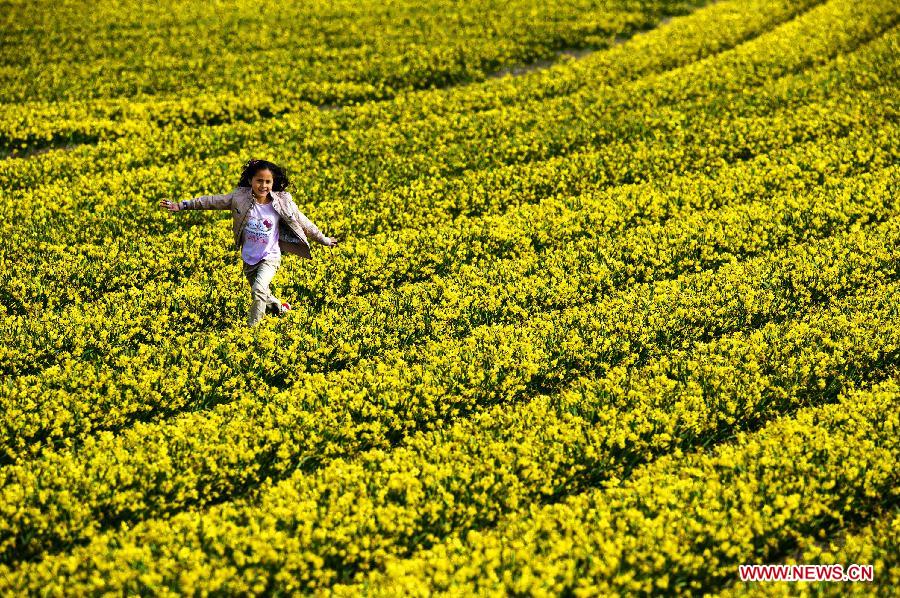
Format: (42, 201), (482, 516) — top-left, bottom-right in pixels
(241, 201), (281, 265)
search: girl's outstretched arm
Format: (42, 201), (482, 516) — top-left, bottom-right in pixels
(285, 193), (340, 247)
(296, 210), (339, 246)
(159, 190), (236, 212)
(182, 190), (236, 210)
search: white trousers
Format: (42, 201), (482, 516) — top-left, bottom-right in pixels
(242, 254), (282, 326)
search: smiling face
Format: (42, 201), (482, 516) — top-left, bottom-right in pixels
(250, 169), (274, 199)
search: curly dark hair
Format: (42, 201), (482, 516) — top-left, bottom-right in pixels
(237, 159), (291, 191)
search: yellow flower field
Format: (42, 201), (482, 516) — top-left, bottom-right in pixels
(1, 0), (897, 594)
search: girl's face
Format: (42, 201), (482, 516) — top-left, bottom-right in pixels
(251, 169), (274, 198)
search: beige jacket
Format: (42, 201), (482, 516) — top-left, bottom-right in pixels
(183, 186), (331, 259)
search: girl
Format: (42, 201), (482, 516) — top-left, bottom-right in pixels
(159, 159), (340, 326)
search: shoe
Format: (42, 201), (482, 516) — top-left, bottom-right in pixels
(278, 302), (292, 316)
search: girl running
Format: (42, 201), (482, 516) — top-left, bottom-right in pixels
(159, 159), (340, 326)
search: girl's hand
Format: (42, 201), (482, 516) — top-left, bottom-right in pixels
(327, 236), (341, 247)
(159, 199), (181, 212)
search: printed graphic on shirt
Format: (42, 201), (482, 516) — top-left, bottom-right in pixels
(245, 215), (275, 244)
